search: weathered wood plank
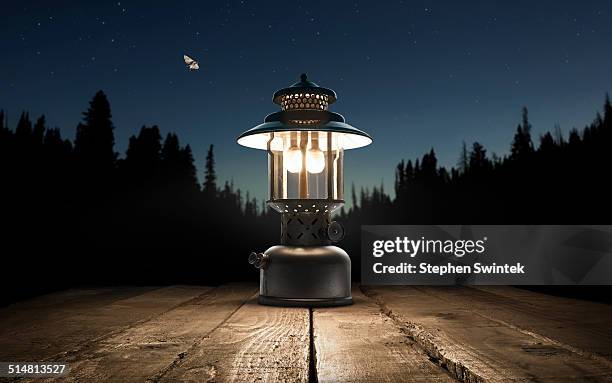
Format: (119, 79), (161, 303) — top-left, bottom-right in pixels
(0, 287), (155, 335)
(365, 286), (612, 382)
(159, 297), (310, 383)
(420, 286), (612, 362)
(22, 284), (257, 383)
(0, 286), (210, 361)
(313, 288), (455, 383)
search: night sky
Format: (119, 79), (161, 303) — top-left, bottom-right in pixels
(2, 1), (611, 202)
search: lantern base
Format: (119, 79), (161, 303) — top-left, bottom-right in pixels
(257, 245), (352, 307)
(258, 295), (353, 307)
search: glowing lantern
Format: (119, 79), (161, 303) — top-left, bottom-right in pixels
(237, 74), (372, 306)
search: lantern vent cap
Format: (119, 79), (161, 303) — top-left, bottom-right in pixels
(273, 73), (337, 106)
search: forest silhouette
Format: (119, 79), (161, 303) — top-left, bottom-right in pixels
(1, 91), (611, 304)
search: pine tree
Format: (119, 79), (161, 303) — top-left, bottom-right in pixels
(553, 124), (564, 146)
(15, 112), (32, 141)
(179, 145), (199, 194)
(510, 107), (534, 160)
(458, 141), (469, 174)
(203, 144), (217, 196)
(245, 191), (255, 216)
(74, 90), (117, 178)
(602, 94), (612, 143)
(351, 182), (358, 212)
(568, 128), (581, 147)
(32, 115), (46, 146)
(359, 187), (366, 210)
(0, 110), (11, 170)
(0, 110), (10, 146)
(414, 159), (421, 175)
(469, 142), (488, 171)
(421, 148), (438, 179)
(161, 133), (180, 159)
(395, 160), (405, 196)
(539, 132), (555, 153)
(604, 93), (612, 125)
(405, 160), (413, 182)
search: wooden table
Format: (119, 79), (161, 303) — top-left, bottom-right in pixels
(1, 284), (611, 382)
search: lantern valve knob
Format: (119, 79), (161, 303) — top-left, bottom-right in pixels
(327, 221), (345, 243)
(248, 252), (269, 269)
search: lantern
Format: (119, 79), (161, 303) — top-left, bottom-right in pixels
(237, 74), (372, 306)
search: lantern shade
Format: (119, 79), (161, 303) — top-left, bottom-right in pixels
(236, 113), (372, 150)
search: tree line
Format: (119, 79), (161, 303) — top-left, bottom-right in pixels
(338, 95), (612, 280)
(0, 91), (277, 304)
(1, 91), (610, 303)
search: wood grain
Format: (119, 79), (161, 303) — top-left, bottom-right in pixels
(0, 286), (210, 361)
(313, 287), (455, 383)
(4, 284), (612, 383)
(422, 286), (612, 362)
(365, 286), (612, 382)
(20, 284), (257, 383)
(159, 297), (310, 383)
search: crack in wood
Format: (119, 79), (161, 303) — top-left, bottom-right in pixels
(413, 286), (612, 370)
(361, 286), (484, 383)
(308, 307), (319, 383)
(362, 286), (612, 383)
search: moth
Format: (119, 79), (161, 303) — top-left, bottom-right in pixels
(183, 54), (199, 71)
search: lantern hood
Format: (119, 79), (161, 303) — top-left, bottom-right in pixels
(237, 74), (373, 150)
(272, 73), (337, 105)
